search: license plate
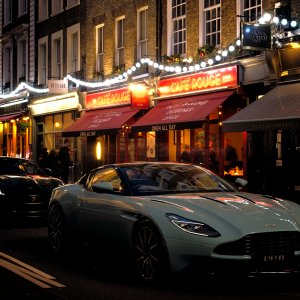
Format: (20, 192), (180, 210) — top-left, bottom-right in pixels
(263, 254), (285, 262)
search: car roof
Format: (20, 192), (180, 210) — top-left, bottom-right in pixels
(104, 161), (192, 168)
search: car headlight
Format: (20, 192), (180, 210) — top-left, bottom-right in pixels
(166, 213), (220, 237)
(0, 189), (5, 196)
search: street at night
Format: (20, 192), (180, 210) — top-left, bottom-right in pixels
(2, 0), (300, 298)
(1, 222), (300, 300)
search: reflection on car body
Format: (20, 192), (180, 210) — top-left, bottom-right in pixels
(48, 162), (300, 283)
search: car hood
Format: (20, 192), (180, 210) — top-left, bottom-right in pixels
(144, 192), (300, 232)
(0, 174), (63, 191)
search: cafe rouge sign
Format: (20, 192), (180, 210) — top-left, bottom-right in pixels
(158, 65), (238, 97)
(86, 86), (149, 109)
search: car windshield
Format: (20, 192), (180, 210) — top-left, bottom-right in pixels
(0, 158), (45, 176)
(120, 164), (236, 195)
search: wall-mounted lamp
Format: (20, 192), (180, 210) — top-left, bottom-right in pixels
(96, 138), (102, 160)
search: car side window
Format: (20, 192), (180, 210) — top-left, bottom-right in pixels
(88, 168), (123, 193)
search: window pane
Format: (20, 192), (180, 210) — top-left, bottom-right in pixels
(171, 0), (186, 55)
(204, 1), (220, 47)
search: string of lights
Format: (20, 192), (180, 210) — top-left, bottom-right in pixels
(0, 11), (299, 100)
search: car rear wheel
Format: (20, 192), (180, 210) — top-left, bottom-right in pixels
(133, 219), (168, 283)
(48, 203), (65, 255)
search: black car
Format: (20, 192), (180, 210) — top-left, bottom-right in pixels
(0, 156), (63, 222)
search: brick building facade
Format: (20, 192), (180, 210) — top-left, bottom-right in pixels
(1, 0), (300, 195)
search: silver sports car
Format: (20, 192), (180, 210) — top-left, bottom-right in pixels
(48, 162), (300, 282)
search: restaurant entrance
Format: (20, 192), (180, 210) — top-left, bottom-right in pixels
(246, 130), (300, 201)
(285, 130), (300, 201)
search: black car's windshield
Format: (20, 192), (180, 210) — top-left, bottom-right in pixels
(120, 164), (236, 195)
(0, 158), (45, 176)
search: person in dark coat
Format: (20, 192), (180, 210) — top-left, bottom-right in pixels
(38, 147), (48, 169)
(180, 145), (191, 163)
(47, 149), (61, 178)
(191, 143), (204, 165)
(225, 139), (237, 170)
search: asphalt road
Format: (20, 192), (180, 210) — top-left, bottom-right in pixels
(1, 222), (300, 300)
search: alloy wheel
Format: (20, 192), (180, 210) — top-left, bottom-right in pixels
(48, 204), (65, 254)
(133, 220), (164, 282)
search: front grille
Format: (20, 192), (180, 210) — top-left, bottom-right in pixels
(214, 231), (300, 256)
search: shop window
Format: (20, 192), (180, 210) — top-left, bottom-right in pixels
(54, 114), (62, 131)
(224, 132), (243, 177)
(63, 112), (73, 130)
(54, 133), (63, 150)
(146, 131), (156, 159)
(208, 124), (219, 173)
(44, 115), (53, 133)
(137, 132), (146, 161)
(119, 134), (125, 162)
(157, 132), (169, 161)
(128, 135), (135, 162)
(44, 133), (54, 151)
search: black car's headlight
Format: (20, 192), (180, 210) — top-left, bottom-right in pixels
(0, 189), (5, 196)
(166, 214), (220, 237)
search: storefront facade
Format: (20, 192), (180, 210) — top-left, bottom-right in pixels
(131, 64), (246, 177)
(29, 91), (81, 166)
(63, 85), (149, 172)
(224, 81), (300, 201)
(224, 44), (300, 201)
(0, 95), (31, 158)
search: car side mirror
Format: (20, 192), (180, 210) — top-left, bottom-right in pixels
(92, 181), (114, 193)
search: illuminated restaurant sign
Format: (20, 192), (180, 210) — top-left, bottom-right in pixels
(86, 87), (131, 109)
(158, 66), (238, 97)
(131, 85), (149, 109)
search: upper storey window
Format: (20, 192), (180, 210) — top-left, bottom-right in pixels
(243, 0), (262, 21)
(4, 0), (12, 25)
(115, 17), (125, 67)
(137, 7), (148, 60)
(204, 0), (221, 47)
(38, 0), (48, 21)
(171, 0), (186, 55)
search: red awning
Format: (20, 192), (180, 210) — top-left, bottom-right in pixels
(63, 106), (140, 137)
(0, 113), (23, 123)
(131, 90), (234, 132)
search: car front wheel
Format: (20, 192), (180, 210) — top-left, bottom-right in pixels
(133, 220), (168, 283)
(48, 203), (65, 255)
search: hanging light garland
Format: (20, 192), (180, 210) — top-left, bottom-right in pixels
(66, 38), (242, 89)
(0, 82), (49, 99)
(1, 11), (299, 99)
